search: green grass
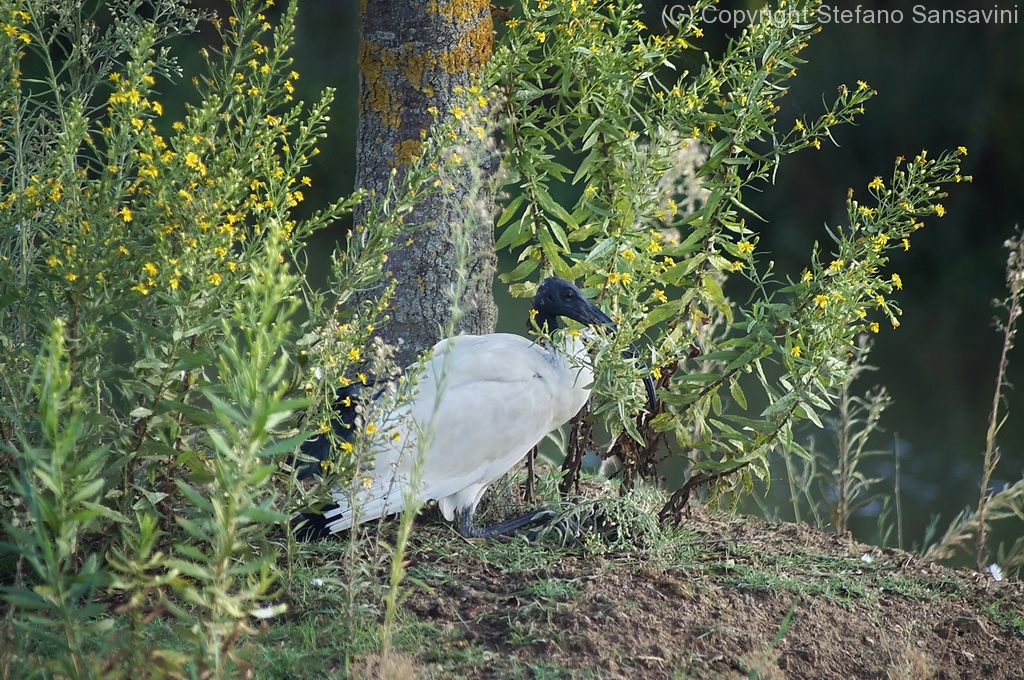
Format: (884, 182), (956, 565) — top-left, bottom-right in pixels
(985, 599), (1024, 636)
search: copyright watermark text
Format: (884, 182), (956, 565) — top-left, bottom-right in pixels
(662, 4), (1019, 30)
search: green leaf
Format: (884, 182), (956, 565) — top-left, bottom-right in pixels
(729, 379), (748, 410)
(639, 301), (681, 330)
(496, 215), (530, 251)
(724, 342), (767, 371)
(497, 193), (527, 228)
(535, 186), (577, 231)
(585, 237), (619, 262)
(795, 403), (824, 429)
(501, 258), (540, 283)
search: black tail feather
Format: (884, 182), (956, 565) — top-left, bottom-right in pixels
(291, 507), (337, 541)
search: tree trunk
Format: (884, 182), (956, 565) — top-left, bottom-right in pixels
(355, 0), (497, 367)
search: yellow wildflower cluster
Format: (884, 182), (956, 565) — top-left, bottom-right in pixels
(1, 13), (32, 45)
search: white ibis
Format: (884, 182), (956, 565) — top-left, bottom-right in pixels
(296, 276), (655, 539)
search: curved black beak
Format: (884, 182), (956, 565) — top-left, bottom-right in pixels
(578, 301), (657, 413)
(572, 294), (657, 413)
(569, 296), (615, 328)
(536, 277), (657, 413)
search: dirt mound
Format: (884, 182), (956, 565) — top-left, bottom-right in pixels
(399, 508), (1024, 679)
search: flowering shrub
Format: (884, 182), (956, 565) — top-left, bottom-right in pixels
(488, 0), (967, 517)
(0, 1), (394, 675)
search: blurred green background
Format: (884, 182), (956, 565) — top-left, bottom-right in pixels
(180, 0), (1022, 547)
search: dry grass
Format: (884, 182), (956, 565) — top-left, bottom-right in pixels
(350, 652), (419, 680)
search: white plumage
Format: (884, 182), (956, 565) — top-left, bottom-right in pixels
(321, 331), (592, 535)
(298, 276), (654, 538)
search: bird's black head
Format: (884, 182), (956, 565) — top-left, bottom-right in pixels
(531, 277), (657, 412)
(531, 277), (614, 330)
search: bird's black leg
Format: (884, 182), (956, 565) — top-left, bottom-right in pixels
(455, 506), (577, 541)
(525, 445), (537, 502)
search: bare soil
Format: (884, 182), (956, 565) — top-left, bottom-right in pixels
(395, 507), (1024, 679)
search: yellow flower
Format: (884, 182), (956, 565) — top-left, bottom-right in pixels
(957, 146), (967, 155)
(653, 289), (667, 303)
(891, 318), (900, 328)
(607, 272), (621, 285)
(120, 207), (133, 222)
(868, 176), (884, 191)
(622, 248), (636, 261)
(869, 321), (880, 333)
(794, 119), (805, 132)
(451, 106), (465, 120)
(801, 270), (812, 284)
(169, 278), (180, 290)
(814, 294), (828, 308)
(506, 17), (519, 28)
(65, 272), (77, 282)
(891, 273), (903, 290)
(208, 272), (222, 286)
(620, 272), (632, 285)
(790, 345), (801, 358)
(365, 423), (377, 435)
(534, 31), (547, 43)
(340, 441), (354, 453)
(902, 238), (910, 251)
(811, 139), (821, 150)
(856, 80), (869, 91)
(348, 348), (361, 361)
(132, 283), (150, 296)
(828, 259), (844, 272)
(737, 240), (754, 256)
(143, 262), (158, 276)
(47, 255), (59, 267)
(934, 204), (946, 217)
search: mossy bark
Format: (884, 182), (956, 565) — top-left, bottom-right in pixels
(355, 0), (497, 366)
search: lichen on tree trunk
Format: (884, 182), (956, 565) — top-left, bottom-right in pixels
(354, 0), (498, 366)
